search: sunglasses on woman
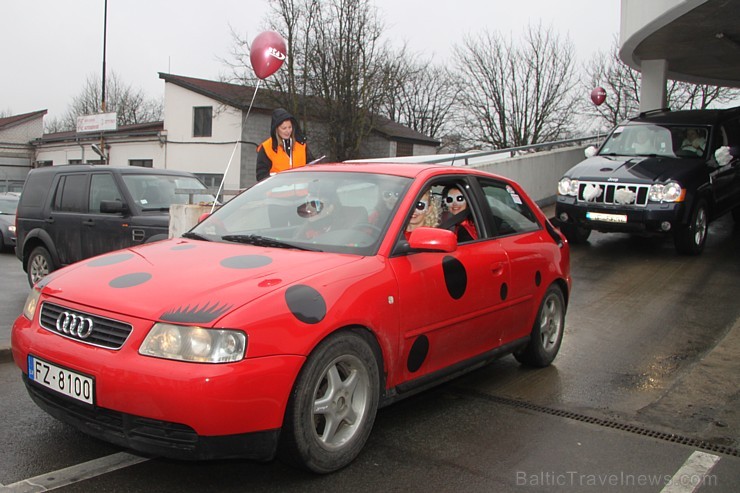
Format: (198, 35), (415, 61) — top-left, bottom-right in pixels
(445, 195), (466, 204)
(415, 200), (428, 211)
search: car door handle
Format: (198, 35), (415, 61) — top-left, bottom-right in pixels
(490, 262), (505, 276)
(45, 217), (55, 224)
(82, 219), (95, 226)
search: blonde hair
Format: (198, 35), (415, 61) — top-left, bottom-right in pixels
(418, 191), (440, 227)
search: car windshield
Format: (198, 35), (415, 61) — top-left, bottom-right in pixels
(0, 197), (18, 214)
(122, 174), (216, 211)
(599, 124), (709, 159)
(190, 171), (412, 255)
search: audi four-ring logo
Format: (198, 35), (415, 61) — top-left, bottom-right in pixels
(56, 312), (95, 339)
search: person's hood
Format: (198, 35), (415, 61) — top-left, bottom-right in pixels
(36, 238), (362, 325)
(269, 107), (306, 151)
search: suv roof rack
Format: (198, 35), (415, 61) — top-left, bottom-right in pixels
(638, 107), (672, 118)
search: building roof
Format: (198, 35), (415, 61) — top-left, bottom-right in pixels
(35, 121), (164, 144)
(158, 72), (440, 146)
(0, 110), (47, 131)
(620, 0), (740, 87)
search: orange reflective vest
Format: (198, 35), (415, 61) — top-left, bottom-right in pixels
(259, 138), (308, 174)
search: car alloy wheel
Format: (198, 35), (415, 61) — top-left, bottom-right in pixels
(28, 246), (53, 287)
(514, 285), (565, 367)
(279, 330), (379, 473)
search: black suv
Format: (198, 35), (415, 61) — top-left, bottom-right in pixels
(16, 165), (215, 286)
(555, 106), (740, 254)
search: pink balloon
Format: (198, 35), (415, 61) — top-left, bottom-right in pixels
(591, 87), (607, 106)
(250, 31), (287, 79)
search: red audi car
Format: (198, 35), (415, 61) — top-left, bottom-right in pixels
(12, 163), (571, 473)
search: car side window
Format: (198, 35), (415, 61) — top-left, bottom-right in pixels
(431, 180), (480, 243)
(479, 179), (539, 237)
(89, 174), (123, 213)
(52, 174), (88, 213)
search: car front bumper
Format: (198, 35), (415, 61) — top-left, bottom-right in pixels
(554, 196), (688, 234)
(11, 314), (305, 461)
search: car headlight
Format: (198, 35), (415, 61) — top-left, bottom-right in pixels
(139, 323), (247, 363)
(23, 288), (41, 321)
(649, 181), (684, 202)
(558, 177), (579, 196)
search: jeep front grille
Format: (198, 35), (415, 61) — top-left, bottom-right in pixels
(39, 302), (133, 349)
(577, 181), (650, 207)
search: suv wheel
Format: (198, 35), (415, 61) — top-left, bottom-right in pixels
(674, 199), (708, 255)
(27, 246), (54, 287)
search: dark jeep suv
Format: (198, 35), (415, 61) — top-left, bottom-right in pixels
(555, 106), (740, 254)
(16, 165), (215, 286)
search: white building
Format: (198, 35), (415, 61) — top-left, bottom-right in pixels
(30, 73), (440, 193)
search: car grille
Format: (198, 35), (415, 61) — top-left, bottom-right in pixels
(39, 302), (133, 350)
(577, 181), (651, 207)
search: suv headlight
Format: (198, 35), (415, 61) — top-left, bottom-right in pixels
(139, 323), (247, 363)
(558, 177), (579, 196)
(649, 181), (684, 203)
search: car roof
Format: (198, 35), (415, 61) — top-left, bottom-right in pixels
(0, 192), (20, 200)
(290, 161), (497, 179)
(27, 165), (198, 177)
(622, 105), (740, 126)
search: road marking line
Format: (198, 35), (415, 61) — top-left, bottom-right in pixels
(0, 452), (149, 493)
(660, 450), (720, 493)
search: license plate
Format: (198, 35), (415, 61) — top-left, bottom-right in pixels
(28, 355), (95, 405)
(586, 212), (628, 223)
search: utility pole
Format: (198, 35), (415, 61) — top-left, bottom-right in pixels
(100, 0), (108, 164)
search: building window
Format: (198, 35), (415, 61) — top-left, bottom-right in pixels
(193, 106), (213, 137)
(130, 159), (153, 168)
(396, 141), (413, 157)
(69, 159), (82, 164)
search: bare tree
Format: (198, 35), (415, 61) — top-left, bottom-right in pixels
(453, 23), (578, 150)
(225, 0), (413, 161)
(383, 59), (457, 141)
(48, 73), (163, 132)
(582, 37), (740, 130)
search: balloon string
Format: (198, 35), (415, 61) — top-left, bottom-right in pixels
(211, 78), (262, 213)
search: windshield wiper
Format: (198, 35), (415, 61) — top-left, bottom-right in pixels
(181, 232), (211, 241)
(221, 234), (312, 251)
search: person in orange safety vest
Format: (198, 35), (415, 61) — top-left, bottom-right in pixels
(256, 108), (315, 182)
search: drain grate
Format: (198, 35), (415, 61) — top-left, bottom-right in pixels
(451, 387), (740, 458)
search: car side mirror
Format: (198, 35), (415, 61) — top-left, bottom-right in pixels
(100, 200), (127, 214)
(407, 227), (457, 253)
(584, 146), (597, 158)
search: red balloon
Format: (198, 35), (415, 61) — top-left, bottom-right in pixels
(250, 31), (287, 79)
(591, 87), (607, 106)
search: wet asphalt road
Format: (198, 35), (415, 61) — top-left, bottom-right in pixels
(1, 214), (739, 492)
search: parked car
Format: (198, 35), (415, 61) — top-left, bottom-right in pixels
(15, 165), (215, 286)
(555, 106), (740, 254)
(0, 192), (19, 251)
(12, 163), (570, 473)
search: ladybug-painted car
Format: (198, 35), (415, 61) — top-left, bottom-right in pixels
(12, 163), (571, 473)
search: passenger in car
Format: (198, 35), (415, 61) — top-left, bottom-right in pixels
(681, 128), (706, 155)
(405, 189), (439, 239)
(440, 185), (478, 242)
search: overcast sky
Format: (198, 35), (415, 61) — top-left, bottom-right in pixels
(1, 0), (621, 121)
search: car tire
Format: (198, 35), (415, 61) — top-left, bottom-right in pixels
(27, 246), (55, 287)
(674, 199), (708, 255)
(559, 222), (591, 244)
(279, 330), (380, 474)
(514, 285), (565, 368)
(0, 232), (5, 252)
(732, 207), (740, 224)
